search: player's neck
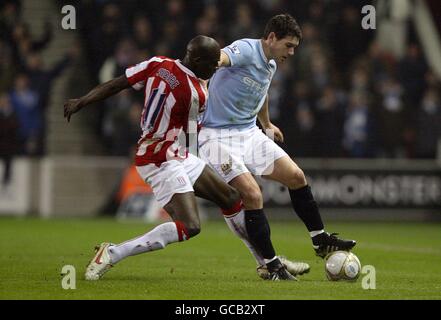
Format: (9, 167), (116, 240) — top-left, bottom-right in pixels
(260, 39), (272, 62)
(181, 56), (192, 70)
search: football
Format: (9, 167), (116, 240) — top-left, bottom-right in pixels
(325, 251), (361, 281)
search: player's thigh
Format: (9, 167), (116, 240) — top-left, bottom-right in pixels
(262, 155), (306, 187)
(182, 153), (209, 186)
(244, 128), (287, 177)
(229, 172), (263, 209)
(193, 165), (239, 209)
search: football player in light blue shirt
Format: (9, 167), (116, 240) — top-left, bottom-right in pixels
(199, 14), (356, 280)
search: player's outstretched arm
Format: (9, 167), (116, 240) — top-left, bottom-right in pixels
(64, 75), (131, 122)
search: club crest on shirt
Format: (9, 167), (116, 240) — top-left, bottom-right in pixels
(227, 45), (241, 55)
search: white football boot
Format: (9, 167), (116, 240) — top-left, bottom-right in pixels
(85, 242), (114, 281)
(257, 256), (310, 280)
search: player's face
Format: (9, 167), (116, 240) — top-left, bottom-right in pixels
(195, 53), (221, 80)
(269, 35), (299, 64)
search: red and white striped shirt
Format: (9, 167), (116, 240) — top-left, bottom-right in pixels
(125, 56), (208, 166)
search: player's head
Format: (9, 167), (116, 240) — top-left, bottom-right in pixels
(184, 35), (220, 80)
(262, 13), (302, 64)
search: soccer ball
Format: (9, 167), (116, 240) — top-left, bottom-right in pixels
(325, 251), (361, 281)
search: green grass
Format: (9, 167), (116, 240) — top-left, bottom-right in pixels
(1, 217), (441, 300)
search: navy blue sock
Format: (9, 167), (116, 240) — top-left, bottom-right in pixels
(289, 185), (324, 232)
(244, 209), (276, 259)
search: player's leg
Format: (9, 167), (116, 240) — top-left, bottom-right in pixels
(228, 172), (274, 260)
(228, 172), (297, 280)
(198, 129), (268, 266)
(193, 166), (266, 268)
(248, 127), (355, 258)
(198, 129), (296, 280)
(108, 192), (200, 264)
(193, 165), (241, 212)
(85, 161), (201, 280)
(108, 160), (203, 263)
(181, 154), (274, 274)
(85, 192), (200, 281)
(263, 156), (324, 234)
(262, 155), (356, 257)
(199, 128), (274, 264)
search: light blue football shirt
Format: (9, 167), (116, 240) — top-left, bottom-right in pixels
(201, 38), (277, 129)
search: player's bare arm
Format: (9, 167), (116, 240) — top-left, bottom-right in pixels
(257, 95), (284, 143)
(64, 75), (131, 122)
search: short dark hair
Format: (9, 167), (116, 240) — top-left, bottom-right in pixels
(263, 14), (302, 41)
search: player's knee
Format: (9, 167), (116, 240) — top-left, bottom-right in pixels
(219, 187), (243, 215)
(286, 168), (307, 189)
(186, 226), (201, 238)
(185, 222), (201, 238)
(241, 186), (263, 208)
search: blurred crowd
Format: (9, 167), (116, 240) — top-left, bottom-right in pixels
(1, 0), (441, 183)
(1, 0), (78, 186)
(75, 0), (441, 159)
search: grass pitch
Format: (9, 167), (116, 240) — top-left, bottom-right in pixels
(0, 217), (440, 300)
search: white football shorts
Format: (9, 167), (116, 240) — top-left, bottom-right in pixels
(198, 126), (287, 183)
(136, 153), (206, 207)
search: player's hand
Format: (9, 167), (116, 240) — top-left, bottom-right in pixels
(265, 123), (284, 143)
(64, 99), (82, 122)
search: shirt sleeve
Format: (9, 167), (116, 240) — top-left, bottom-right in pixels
(125, 59), (152, 90)
(222, 40), (253, 67)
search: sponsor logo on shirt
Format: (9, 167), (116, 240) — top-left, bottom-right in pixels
(242, 76), (266, 94)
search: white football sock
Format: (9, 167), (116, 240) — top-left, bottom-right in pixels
(108, 222), (186, 264)
(223, 210), (266, 266)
